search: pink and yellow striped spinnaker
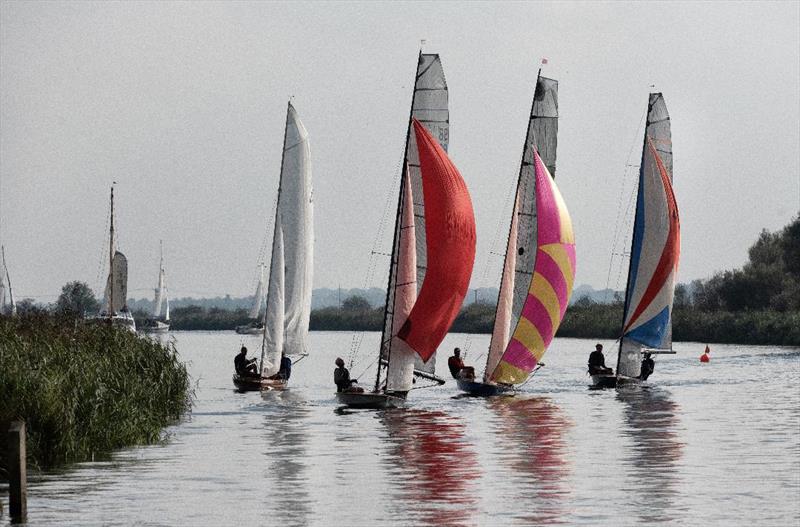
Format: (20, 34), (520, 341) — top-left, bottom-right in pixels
(490, 149), (576, 385)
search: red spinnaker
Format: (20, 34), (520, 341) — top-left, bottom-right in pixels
(398, 119), (476, 361)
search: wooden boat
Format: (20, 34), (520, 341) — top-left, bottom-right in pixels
(0, 245), (16, 316)
(337, 52), (474, 409)
(593, 93), (680, 387)
(232, 102), (313, 391)
(232, 373), (287, 392)
(141, 241), (170, 333)
(94, 185), (136, 332)
(458, 68), (575, 397)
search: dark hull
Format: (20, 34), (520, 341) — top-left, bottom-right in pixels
(590, 373), (617, 388)
(456, 379), (514, 396)
(232, 374), (287, 392)
(335, 391), (406, 409)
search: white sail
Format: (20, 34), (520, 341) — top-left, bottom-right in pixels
(153, 266), (166, 318)
(276, 103), (313, 357)
(248, 264), (266, 320)
(386, 170), (418, 392)
(261, 225), (285, 378)
(164, 290), (170, 322)
(112, 251), (128, 313)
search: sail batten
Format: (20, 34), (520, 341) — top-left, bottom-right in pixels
(617, 93), (679, 379)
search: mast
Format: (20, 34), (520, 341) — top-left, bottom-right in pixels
(375, 50), (422, 393)
(259, 101), (291, 376)
(108, 185), (115, 317)
(1, 246), (13, 313)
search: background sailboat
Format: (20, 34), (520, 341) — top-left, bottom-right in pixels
(235, 264), (266, 334)
(0, 245), (16, 316)
(458, 73), (576, 396)
(338, 53), (476, 408)
(592, 93), (680, 387)
(141, 241), (170, 333)
(234, 102), (312, 391)
(97, 185), (136, 332)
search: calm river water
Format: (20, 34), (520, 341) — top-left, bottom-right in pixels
(3, 331), (799, 526)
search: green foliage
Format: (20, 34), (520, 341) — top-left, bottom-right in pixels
(55, 281), (100, 317)
(153, 306), (252, 330)
(0, 313), (192, 471)
(450, 302), (495, 333)
(310, 305), (383, 331)
(341, 295), (372, 312)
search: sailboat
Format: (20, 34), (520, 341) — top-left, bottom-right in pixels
(235, 264), (266, 334)
(97, 185), (136, 332)
(0, 246), (16, 316)
(336, 53), (476, 409)
(233, 102), (313, 391)
(458, 72), (576, 396)
(141, 241), (170, 333)
(591, 93), (680, 388)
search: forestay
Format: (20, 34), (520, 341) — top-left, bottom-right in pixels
(617, 93), (680, 379)
(259, 102), (313, 373)
(383, 53), (450, 393)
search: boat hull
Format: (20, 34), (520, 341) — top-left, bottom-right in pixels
(335, 391), (406, 409)
(140, 321), (169, 333)
(235, 325), (264, 335)
(232, 374), (287, 392)
(590, 373), (617, 388)
(456, 379), (514, 396)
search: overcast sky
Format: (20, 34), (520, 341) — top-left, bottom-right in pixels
(1, 1), (798, 302)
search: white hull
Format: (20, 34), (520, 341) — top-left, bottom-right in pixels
(91, 313), (137, 333)
(140, 320), (169, 333)
(235, 325), (264, 335)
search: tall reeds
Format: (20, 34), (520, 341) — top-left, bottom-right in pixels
(0, 313), (192, 472)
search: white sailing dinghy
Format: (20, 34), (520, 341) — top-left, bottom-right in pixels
(591, 93), (680, 388)
(141, 241), (170, 333)
(235, 264), (266, 334)
(0, 245), (16, 316)
(458, 72), (576, 396)
(337, 53), (476, 409)
(97, 185), (136, 332)
(234, 102), (313, 391)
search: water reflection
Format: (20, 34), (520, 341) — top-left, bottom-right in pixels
(258, 390), (311, 527)
(616, 386), (683, 524)
(379, 409), (479, 527)
(487, 396), (572, 525)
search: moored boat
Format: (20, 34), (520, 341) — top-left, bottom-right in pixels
(141, 241), (170, 333)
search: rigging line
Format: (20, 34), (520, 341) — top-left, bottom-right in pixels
(94, 195), (112, 296)
(603, 105), (647, 303)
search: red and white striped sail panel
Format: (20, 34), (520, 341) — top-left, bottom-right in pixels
(398, 119), (476, 361)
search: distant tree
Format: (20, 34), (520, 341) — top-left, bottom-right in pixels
(55, 281), (100, 317)
(781, 214), (800, 279)
(16, 298), (45, 315)
(342, 295), (371, 312)
(673, 283), (690, 308)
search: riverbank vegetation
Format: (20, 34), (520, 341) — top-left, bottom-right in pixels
(0, 313), (192, 472)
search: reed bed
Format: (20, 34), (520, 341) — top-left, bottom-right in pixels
(0, 313), (192, 472)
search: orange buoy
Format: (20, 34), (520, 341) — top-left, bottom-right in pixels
(700, 344), (710, 363)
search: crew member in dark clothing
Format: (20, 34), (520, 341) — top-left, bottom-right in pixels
(448, 348), (465, 379)
(588, 343), (612, 375)
(276, 353), (292, 381)
(640, 353), (655, 380)
(235, 346), (258, 376)
(334, 357), (355, 392)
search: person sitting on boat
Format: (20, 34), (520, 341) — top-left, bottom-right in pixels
(334, 357), (357, 392)
(588, 343), (612, 375)
(448, 348), (465, 379)
(640, 353), (655, 380)
(235, 346), (258, 376)
(267, 352), (292, 381)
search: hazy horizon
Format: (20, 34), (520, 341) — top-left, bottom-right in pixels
(2, 1), (798, 303)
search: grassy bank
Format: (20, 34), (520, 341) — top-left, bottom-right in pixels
(0, 313), (192, 472)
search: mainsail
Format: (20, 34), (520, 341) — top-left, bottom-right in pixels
(152, 245), (167, 319)
(382, 53), (454, 393)
(259, 102), (313, 376)
(616, 93), (680, 379)
(103, 251), (129, 314)
(484, 75), (574, 385)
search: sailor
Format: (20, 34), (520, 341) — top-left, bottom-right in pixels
(274, 352), (292, 381)
(334, 357), (355, 392)
(640, 353), (655, 380)
(448, 348), (465, 379)
(588, 343), (612, 375)
(700, 345), (711, 363)
(234, 346), (258, 376)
